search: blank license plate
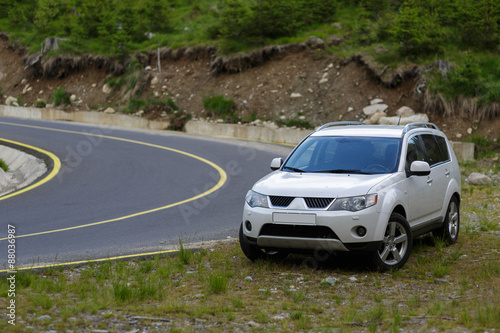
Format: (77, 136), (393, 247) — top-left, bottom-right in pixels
(272, 213), (316, 225)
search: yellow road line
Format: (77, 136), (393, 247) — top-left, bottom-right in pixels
(0, 121), (227, 240)
(0, 249), (178, 273)
(0, 138), (61, 201)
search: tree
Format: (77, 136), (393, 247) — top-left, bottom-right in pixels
(392, 1), (443, 58)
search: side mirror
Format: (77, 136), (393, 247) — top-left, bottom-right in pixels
(408, 160), (431, 177)
(270, 157), (283, 171)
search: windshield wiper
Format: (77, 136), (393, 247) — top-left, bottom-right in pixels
(283, 166), (306, 173)
(315, 169), (372, 174)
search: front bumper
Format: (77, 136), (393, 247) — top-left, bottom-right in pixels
(242, 203), (386, 252)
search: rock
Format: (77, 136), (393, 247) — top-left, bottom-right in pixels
(347, 107), (354, 112)
(5, 96), (17, 106)
(363, 104), (388, 116)
(244, 276), (253, 282)
(434, 278), (452, 285)
(320, 277), (337, 286)
(145, 65), (152, 71)
(365, 110), (386, 125)
(37, 315), (52, 321)
(370, 98), (384, 105)
(290, 93), (303, 99)
(248, 321), (261, 328)
(379, 113), (429, 125)
(349, 276), (358, 282)
(103, 107), (115, 114)
(102, 84), (112, 94)
(396, 106), (415, 117)
(467, 128), (473, 134)
(70, 94), (77, 102)
(466, 172), (492, 186)
(306, 36), (324, 48)
(151, 76), (159, 86)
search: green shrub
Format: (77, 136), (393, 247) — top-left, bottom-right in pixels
(52, 87), (71, 106)
(276, 118), (313, 129)
(0, 158), (8, 172)
(203, 95), (237, 122)
(35, 99), (46, 108)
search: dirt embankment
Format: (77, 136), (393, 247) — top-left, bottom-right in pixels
(1, 33), (499, 141)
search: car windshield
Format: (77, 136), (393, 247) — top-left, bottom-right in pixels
(283, 136), (401, 174)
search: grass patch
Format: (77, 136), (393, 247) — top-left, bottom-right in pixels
(0, 158), (8, 172)
(202, 94), (237, 123)
(52, 87), (71, 106)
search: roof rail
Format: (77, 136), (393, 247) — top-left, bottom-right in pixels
(315, 121), (365, 132)
(402, 122), (440, 133)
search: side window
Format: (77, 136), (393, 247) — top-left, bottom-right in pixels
(406, 136), (425, 167)
(422, 134), (443, 166)
(435, 135), (450, 162)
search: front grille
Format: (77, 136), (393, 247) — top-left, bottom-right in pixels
(304, 197), (334, 209)
(269, 196), (294, 207)
(260, 224), (339, 239)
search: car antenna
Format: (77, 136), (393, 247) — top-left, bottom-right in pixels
(397, 116), (401, 125)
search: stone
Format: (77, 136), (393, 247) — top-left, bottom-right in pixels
(102, 84), (112, 94)
(466, 172), (492, 186)
(306, 36), (325, 48)
(244, 276), (253, 281)
(379, 113), (429, 125)
(103, 107), (115, 114)
(365, 110), (386, 124)
(37, 315), (52, 321)
(290, 93), (303, 99)
(151, 76), (159, 86)
(396, 106), (415, 117)
(70, 94), (77, 102)
(321, 277), (337, 286)
(363, 104), (388, 116)
(370, 98), (384, 105)
(5, 96), (17, 106)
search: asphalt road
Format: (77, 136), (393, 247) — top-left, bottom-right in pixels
(0, 116), (293, 269)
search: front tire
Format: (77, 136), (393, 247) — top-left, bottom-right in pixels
(433, 196), (460, 245)
(239, 224), (287, 261)
(372, 213), (412, 271)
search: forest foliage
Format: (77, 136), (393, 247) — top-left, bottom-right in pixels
(0, 0), (499, 104)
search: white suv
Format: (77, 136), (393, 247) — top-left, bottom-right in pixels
(240, 122), (461, 271)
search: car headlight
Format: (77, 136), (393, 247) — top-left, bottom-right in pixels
(245, 190), (269, 208)
(329, 194), (378, 212)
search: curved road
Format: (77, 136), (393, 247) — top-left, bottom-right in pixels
(0, 116), (292, 270)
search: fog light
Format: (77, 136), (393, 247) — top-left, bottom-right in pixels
(245, 221), (252, 232)
(356, 226), (367, 237)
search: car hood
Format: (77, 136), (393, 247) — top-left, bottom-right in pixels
(252, 171), (392, 198)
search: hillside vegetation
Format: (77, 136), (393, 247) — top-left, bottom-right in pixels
(1, 0), (500, 129)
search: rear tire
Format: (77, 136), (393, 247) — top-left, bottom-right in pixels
(433, 196), (460, 245)
(371, 213), (412, 271)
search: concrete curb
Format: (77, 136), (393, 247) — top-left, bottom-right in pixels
(0, 144), (47, 197)
(0, 105), (475, 161)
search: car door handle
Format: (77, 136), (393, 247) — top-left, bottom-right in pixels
(445, 170), (450, 176)
(427, 178), (433, 184)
